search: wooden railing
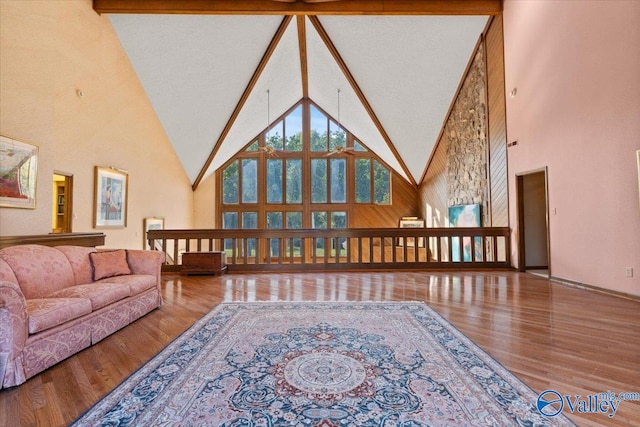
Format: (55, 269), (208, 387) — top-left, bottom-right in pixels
(0, 232), (106, 249)
(147, 227), (511, 273)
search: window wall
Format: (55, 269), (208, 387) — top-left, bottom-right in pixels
(217, 100), (392, 236)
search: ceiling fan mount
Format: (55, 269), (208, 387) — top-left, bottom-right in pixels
(258, 146), (280, 158)
(325, 145), (355, 156)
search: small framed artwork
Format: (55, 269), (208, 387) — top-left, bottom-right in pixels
(144, 217), (165, 249)
(398, 218), (425, 247)
(0, 135), (38, 209)
(94, 166), (128, 228)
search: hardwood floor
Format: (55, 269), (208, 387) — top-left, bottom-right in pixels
(1, 271), (638, 427)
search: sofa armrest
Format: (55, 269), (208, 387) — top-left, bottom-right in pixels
(0, 281), (28, 361)
(127, 250), (165, 277)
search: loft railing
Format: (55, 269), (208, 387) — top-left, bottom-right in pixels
(147, 227), (511, 273)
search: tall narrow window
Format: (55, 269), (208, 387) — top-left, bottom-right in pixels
(266, 159), (283, 203)
(285, 105), (303, 151)
(331, 211), (347, 256)
(374, 160), (391, 204)
(355, 159), (371, 203)
(286, 212), (303, 257)
(266, 212), (283, 257)
(222, 161), (239, 204)
(310, 105), (328, 152)
(242, 159), (258, 203)
(330, 158), (346, 203)
(329, 120), (346, 151)
(267, 120), (284, 150)
(242, 212), (258, 257)
(311, 159), (327, 203)
(222, 211), (238, 254)
(286, 159), (302, 203)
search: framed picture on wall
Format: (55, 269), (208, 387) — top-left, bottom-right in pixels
(398, 218), (425, 247)
(144, 217), (165, 249)
(94, 166), (128, 228)
(0, 135), (38, 209)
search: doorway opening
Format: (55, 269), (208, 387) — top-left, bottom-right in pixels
(52, 173), (73, 233)
(516, 168), (550, 278)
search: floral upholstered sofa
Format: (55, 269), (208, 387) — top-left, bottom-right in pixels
(0, 244), (164, 388)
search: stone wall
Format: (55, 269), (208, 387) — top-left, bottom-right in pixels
(445, 43), (489, 226)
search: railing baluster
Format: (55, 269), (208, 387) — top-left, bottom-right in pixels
(146, 227), (511, 272)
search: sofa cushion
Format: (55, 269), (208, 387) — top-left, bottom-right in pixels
(46, 283), (130, 311)
(27, 298), (92, 334)
(0, 245), (75, 299)
(56, 246), (97, 286)
(95, 274), (156, 296)
(89, 250), (131, 281)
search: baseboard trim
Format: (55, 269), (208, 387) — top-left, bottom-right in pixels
(549, 275), (640, 301)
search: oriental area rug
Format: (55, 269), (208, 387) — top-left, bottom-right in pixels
(72, 302), (575, 426)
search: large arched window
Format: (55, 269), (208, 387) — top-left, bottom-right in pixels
(218, 100), (391, 236)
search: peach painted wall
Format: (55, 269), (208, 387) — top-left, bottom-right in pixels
(0, 0), (193, 249)
(504, 0), (640, 296)
(194, 174), (217, 229)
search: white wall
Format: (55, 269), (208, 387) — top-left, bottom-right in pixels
(504, 0), (640, 296)
(0, 0), (194, 249)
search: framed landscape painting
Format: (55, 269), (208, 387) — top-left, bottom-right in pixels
(144, 217), (165, 249)
(94, 166), (128, 228)
(398, 218), (425, 247)
(0, 135), (38, 209)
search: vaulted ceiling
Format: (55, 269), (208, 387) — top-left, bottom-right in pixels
(95, 1), (499, 189)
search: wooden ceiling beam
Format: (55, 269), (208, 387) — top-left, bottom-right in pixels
(192, 15), (293, 190)
(93, 0), (501, 16)
(297, 16), (309, 99)
(309, 16), (417, 187)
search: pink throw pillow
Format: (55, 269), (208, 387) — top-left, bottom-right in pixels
(89, 250), (131, 281)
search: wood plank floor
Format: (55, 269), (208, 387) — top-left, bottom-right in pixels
(1, 271), (638, 427)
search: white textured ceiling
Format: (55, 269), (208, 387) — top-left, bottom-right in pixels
(109, 14), (488, 185)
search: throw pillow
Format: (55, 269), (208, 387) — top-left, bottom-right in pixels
(90, 250), (131, 281)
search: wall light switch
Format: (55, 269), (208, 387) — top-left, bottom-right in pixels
(625, 267), (634, 278)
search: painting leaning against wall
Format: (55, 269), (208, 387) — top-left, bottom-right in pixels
(0, 135), (38, 209)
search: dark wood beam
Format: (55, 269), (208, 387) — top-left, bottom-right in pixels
(308, 16), (417, 187)
(192, 16), (293, 190)
(297, 16), (309, 99)
(93, 0), (501, 16)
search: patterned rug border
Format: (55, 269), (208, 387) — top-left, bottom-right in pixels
(71, 301), (576, 426)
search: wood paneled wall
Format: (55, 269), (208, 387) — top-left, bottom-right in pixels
(486, 15), (508, 227)
(419, 16), (508, 230)
(353, 172), (420, 228)
(419, 140), (448, 227)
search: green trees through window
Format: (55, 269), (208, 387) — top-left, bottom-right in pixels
(220, 100), (391, 232)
